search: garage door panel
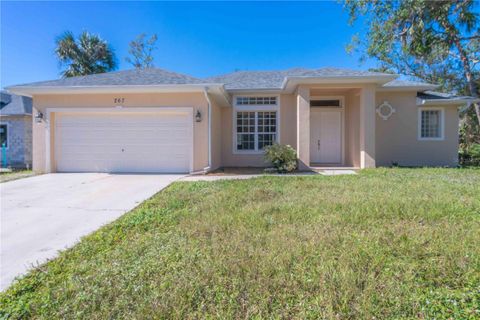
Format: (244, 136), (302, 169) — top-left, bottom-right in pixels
(55, 111), (192, 173)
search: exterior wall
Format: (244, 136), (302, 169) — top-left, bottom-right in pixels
(210, 96), (222, 171)
(280, 94), (297, 148)
(296, 86), (310, 170)
(29, 89), (461, 172)
(220, 93), (297, 167)
(375, 92), (459, 167)
(359, 85), (377, 168)
(32, 92), (209, 173)
(0, 115), (32, 168)
(344, 90), (360, 167)
(219, 88), (459, 169)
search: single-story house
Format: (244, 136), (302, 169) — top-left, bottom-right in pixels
(0, 90), (32, 168)
(6, 68), (478, 173)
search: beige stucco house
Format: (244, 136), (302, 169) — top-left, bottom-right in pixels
(7, 68), (477, 173)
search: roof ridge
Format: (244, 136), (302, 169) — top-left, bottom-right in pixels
(204, 66), (394, 79)
(9, 67), (208, 88)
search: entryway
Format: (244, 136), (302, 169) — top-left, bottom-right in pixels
(309, 106), (344, 165)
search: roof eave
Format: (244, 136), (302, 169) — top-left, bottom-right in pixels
(0, 113), (32, 117)
(416, 97), (480, 106)
(214, 75), (401, 94)
(377, 85), (440, 92)
(225, 88), (283, 94)
(286, 74), (398, 82)
(205, 85), (232, 107)
(283, 75), (399, 93)
(6, 83), (225, 97)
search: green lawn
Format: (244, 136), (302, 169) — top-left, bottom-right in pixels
(1, 168), (479, 319)
(0, 170), (36, 183)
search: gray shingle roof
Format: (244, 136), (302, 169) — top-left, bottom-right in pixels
(12, 68), (211, 88)
(8, 67), (441, 92)
(417, 91), (474, 101)
(383, 79), (437, 88)
(205, 67), (394, 90)
(0, 91), (32, 115)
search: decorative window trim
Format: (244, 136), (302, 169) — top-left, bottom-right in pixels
(0, 122), (9, 150)
(233, 95), (281, 154)
(376, 101), (395, 120)
(418, 107), (445, 141)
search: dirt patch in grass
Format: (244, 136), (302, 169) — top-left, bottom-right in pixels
(1, 168), (479, 319)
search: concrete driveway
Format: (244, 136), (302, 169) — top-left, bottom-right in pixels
(1, 173), (183, 290)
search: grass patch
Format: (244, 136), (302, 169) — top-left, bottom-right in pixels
(1, 168), (479, 319)
(0, 170), (36, 183)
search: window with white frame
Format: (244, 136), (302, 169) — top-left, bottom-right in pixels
(236, 111), (277, 151)
(236, 96), (277, 106)
(236, 111), (256, 150)
(258, 112), (277, 149)
(419, 108), (444, 140)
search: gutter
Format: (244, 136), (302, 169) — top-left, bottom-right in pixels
(0, 113), (32, 117)
(203, 87), (212, 174)
(281, 74), (399, 91)
(225, 75), (401, 94)
(416, 97), (480, 106)
(227, 88), (282, 93)
(376, 85), (439, 92)
(6, 83), (225, 97)
(285, 74), (398, 83)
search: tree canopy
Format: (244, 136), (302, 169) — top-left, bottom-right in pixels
(344, 0), (480, 125)
(126, 33), (158, 69)
(55, 31), (117, 78)
(344, 0), (480, 157)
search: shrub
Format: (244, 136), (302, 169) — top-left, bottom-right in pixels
(459, 143), (480, 166)
(264, 143), (297, 173)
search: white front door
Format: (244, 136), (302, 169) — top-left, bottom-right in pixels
(310, 109), (343, 164)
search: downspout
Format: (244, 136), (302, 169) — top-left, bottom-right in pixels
(203, 87), (212, 173)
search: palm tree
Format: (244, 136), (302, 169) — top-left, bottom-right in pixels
(55, 31), (117, 77)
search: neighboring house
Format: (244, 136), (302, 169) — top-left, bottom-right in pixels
(6, 68), (478, 173)
(0, 90), (32, 168)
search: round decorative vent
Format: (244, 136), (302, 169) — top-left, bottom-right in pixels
(376, 101), (395, 120)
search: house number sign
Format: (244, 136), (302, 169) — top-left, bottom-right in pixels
(114, 97), (125, 104)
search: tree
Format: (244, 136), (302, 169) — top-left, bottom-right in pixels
(55, 31), (117, 77)
(125, 33), (158, 69)
(344, 0), (480, 127)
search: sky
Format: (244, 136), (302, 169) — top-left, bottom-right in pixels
(0, 1), (376, 88)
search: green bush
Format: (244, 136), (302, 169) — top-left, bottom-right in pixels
(264, 143), (297, 173)
(460, 143), (480, 166)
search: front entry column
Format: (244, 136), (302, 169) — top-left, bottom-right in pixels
(359, 85), (376, 168)
(296, 86), (310, 170)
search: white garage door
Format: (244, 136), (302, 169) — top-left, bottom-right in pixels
(55, 110), (192, 173)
